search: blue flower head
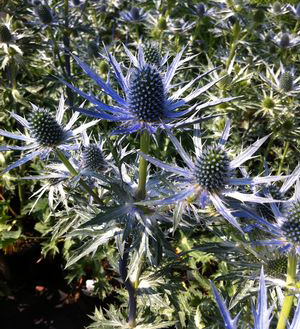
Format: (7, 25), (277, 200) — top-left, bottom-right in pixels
(137, 120), (285, 232)
(0, 95), (98, 174)
(62, 45), (236, 135)
(120, 7), (148, 23)
(248, 165), (300, 253)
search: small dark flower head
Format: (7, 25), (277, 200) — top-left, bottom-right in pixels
(83, 144), (107, 172)
(0, 25), (13, 43)
(253, 9), (265, 23)
(87, 41), (99, 58)
(127, 65), (165, 122)
(272, 1), (281, 13)
(72, 0), (80, 5)
(279, 33), (290, 48)
(143, 43), (161, 67)
(28, 109), (66, 146)
(195, 3), (205, 17)
(194, 146), (230, 192)
(266, 256), (287, 279)
(281, 201), (300, 245)
(279, 71), (294, 92)
(157, 16), (167, 30)
(130, 7), (140, 21)
(35, 4), (53, 25)
(99, 60), (109, 74)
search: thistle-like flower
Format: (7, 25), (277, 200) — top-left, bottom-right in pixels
(0, 95), (98, 174)
(188, 2), (215, 19)
(34, 3), (54, 25)
(62, 45), (236, 135)
(80, 132), (107, 173)
(0, 15), (23, 56)
(260, 179), (300, 254)
(138, 120), (284, 232)
(271, 32), (300, 49)
(260, 64), (300, 95)
(120, 7), (148, 23)
(268, 2), (290, 15)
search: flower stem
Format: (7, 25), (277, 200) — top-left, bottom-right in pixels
(276, 250), (297, 329)
(55, 148), (102, 204)
(277, 141), (289, 175)
(136, 130), (150, 201)
(119, 239), (137, 328)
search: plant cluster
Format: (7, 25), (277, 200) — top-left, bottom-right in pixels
(1, 0), (300, 328)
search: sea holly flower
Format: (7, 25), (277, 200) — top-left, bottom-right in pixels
(62, 45), (237, 135)
(0, 95), (98, 174)
(80, 131), (108, 174)
(0, 15), (24, 56)
(257, 179), (300, 254)
(120, 7), (148, 23)
(271, 32), (300, 49)
(268, 1), (290, 15)
(260, 64), (300, 96)
(212, 267), (300, 328)
(137, 120), (285, 232)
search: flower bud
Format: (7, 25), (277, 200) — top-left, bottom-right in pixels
(0, 25), (13, 43)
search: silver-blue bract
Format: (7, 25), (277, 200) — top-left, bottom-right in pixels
(212, 267), (300, 329)
(62, 45), (237, 135)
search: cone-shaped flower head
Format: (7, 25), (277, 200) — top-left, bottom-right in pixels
(83, 144), (106, 172)
(272, 1), (281, 13)
(281, 201), (300, 244)
(130, 7), (140, 21)
(265, 256), (287, 278)
(143, 43), (161, 67)
(35, 4), (53, 25)
(279, 71), (294, 92)
(128, 65), (165, 122)
(120, 7), (148, 23)
(28, 109), (66, 147)
(0, 25), (13, 43)
(279, 33), (290, 48)
(195, 3), (205, 17)
(194, 146), (230, 191)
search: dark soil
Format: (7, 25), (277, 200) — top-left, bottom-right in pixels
(0, 245), (101, 329)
